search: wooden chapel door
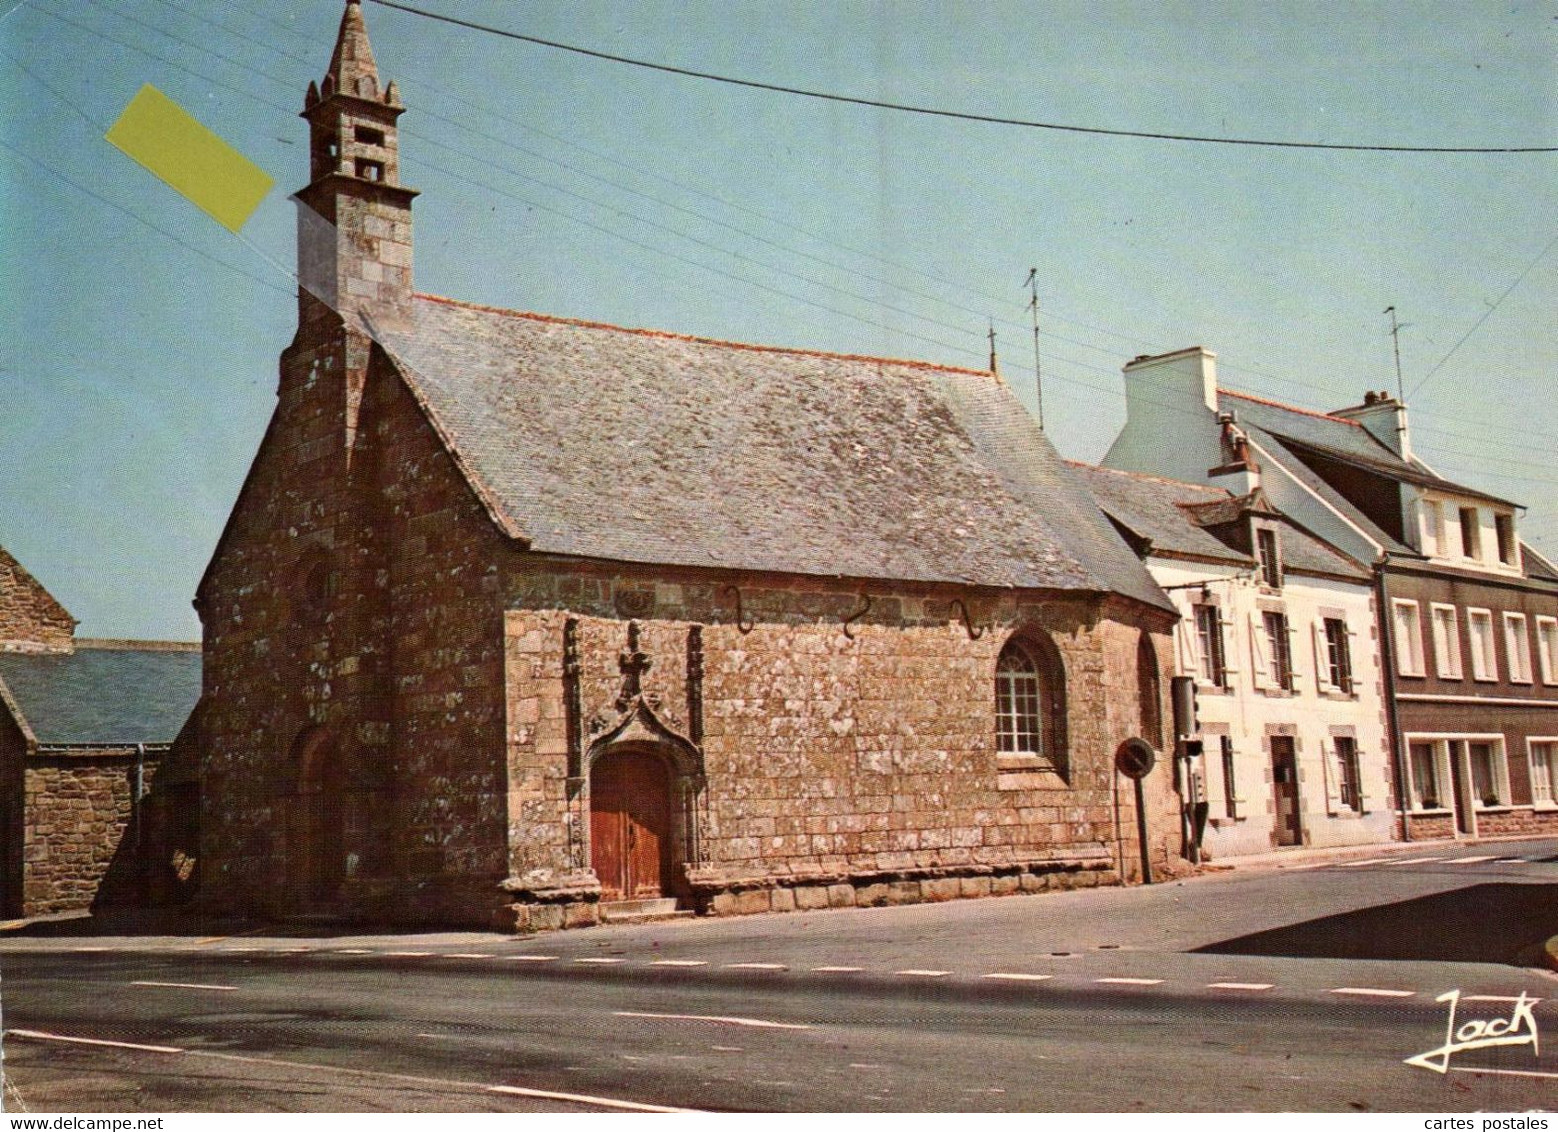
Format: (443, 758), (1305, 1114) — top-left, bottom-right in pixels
(590, 751), (672, 901)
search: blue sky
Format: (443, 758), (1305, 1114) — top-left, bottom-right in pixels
(3, 0), (1555, 640)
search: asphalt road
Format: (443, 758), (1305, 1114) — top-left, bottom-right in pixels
(3, 838), (1556, 1112)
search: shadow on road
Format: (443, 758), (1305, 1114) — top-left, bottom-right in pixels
(1194, 882), (1558, 967)
(0, 907), (437, 941)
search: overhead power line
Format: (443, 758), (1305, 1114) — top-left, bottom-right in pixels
(367, 0), (1558, 154)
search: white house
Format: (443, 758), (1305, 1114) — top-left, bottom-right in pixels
(1074, 463), (1394, 858)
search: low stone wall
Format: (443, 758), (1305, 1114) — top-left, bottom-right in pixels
(1471, 807), (1558, 839)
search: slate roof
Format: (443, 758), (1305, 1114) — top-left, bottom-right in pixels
(1070, 463), (1369, 582)
(1220, 390), (1517, 509)
(368, 295), (1171, 612)
(0, 642), (201, 747)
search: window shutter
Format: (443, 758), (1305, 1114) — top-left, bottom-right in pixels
(1248, 611), (1271, 689)
(1175, 617), (1201, 677)
(1312, 620), (1334, 693)
(1319, 739), (1340, 814)
(1219, 613), (1240, 676)
(1285, 621), (1302, 689)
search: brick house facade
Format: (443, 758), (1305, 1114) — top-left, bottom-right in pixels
(193, 1), (1186, 932)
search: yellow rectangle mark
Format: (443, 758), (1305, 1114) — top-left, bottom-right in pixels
(106, 84), (273, 233)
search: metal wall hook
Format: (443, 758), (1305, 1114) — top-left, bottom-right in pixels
(842, 593), (873, 640)
(952, 597), (985, 640)
(720, 584), (754, 634)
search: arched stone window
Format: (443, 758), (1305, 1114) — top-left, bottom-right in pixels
(995, 634), (1068, 779)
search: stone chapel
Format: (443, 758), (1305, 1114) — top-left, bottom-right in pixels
(194, 0), (1185, 930)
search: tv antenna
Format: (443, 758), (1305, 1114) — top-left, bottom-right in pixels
(1384, 305), (1409, 402)
(1024, 268), (1044, 429)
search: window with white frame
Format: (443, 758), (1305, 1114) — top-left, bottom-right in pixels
(1429, 604), (1463, 680)
(1467, 740), (1508, 807)
(1459, 507), (1483, 561)
(1392, 599), (1425, 677)
(1335, 736), (1362, 812)
(1193, 603), (1227, 687)
(995, 635), (1067, 778)
(1263, 610), (1293, 691)
(1537, 616), (1558, 685)
(1420, 499), (1446, 557)
(1408, 741), (1443, 810)
(1468, 609), (1498, 681)
(1256, 527), (1282, 589)
(1529, 740), (1557, 807)
(1504, 612), (1533, 683)
(1322, 617), (1353, 693)
(1495, 513), (1518, 567)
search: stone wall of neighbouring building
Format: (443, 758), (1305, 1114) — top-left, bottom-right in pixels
(21, 748), (159, 917)
(0, 547), (74, 653)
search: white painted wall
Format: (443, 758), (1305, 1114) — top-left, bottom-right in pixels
(1150, 557), (1394, 858)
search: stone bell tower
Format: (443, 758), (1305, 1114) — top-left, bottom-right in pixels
(295, 0), (417, 334)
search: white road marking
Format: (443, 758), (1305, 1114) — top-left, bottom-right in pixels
(382, 951), (433, 958)
(442, 953), (494, 959)
(811, 965), (864, 973)
(848, 1063), (885, 1070)
(334, 948), (374, 955)
(1329, 987), (1414, 998)
(504, 954), (557, 962)
(895, 969), (950, 977)
(724, 962), (787, 970)
(130, 981), (237, 992)
(982, 973), (1053, 982)
(1450, 1066), (1558, 1080)
(710, 1046), (743, 1052)
(490, 1083), (691, 1112)
(1446, 855), (1498, 865)
(11, 1028), (699, 1112)
(7, 1029), (185, 1055)
(1461, 994), (1544, 1004)
(649, 959), (708, 967)
(1208, 982), (1275, 991)
(1491, 857), (1529, 864)
(614, 1010), (811, 1030)
(1094, 977), (1163, 986)
(1334, 858), (1390, 867)
(574, 957), (625, 964)
(69, 947), (111, 953)
(222, 947), (264, 953)
(1380, 857), (1442, 865)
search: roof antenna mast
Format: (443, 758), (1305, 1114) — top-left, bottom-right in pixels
(988, 321), (998, 375)
(1384, 305), (1407, 403)
(1024, 267), (1045, 430)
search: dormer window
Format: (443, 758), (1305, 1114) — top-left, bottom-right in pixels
(1495, 513), (1517, 566)
(1420, 499), (1446, 557)
(356, 158), (384, 182)
(1459, 507), (1482, 560)
(354, 126), (386, 147)
(1256, 527), (1281, 588)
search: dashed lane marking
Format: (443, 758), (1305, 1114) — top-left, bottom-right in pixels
(1334, 858), (1391, 867)
(1379, 857), (1444, 865)
(574, 957), (625, 965)
(895, 969), (951, 977)
(7, 1029), (185, 1055)
(442, 953), (494, 959)
(130, 981), (237, 992)
(1207, 982), (1275, 991)
(982, 973), (1053, 982)
(811, 966), (864, 973)
(724, 962), (787, 970)
(1094, 977), (1164, 986)
(503, 955), (557, 962)
(1330, 987), (1415, 998)
(69, 947), (111, 953)
(614, 1011), (811, 1031)
(649, 959), (708, 967)
(1445, 855), (1498, 865)
(488, 1084), (691, 1112)
(334, 949), (375, 955)
(381, 951), (433, 958)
